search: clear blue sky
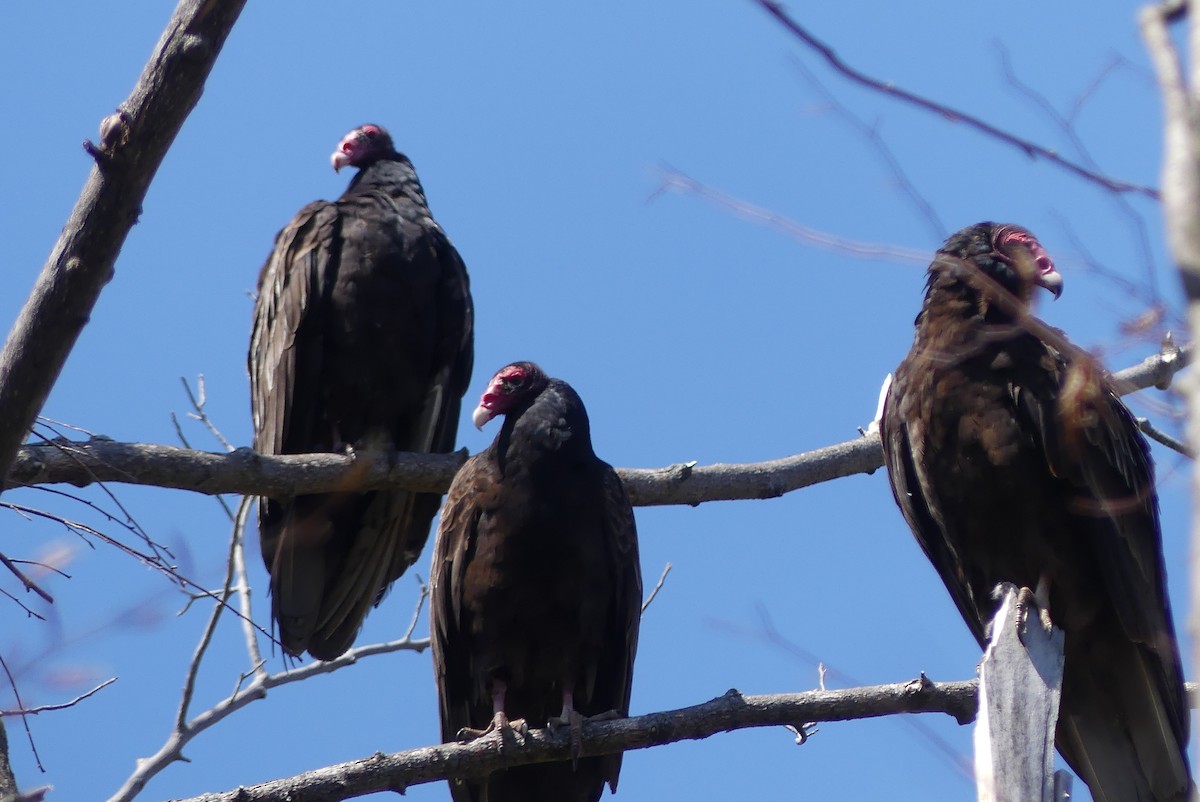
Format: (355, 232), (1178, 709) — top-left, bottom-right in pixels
(0, 3), (1188, 801)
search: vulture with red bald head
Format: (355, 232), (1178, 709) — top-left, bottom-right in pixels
(431, 362), (641, 802)
(880, 222), (1191, 801)
(250, 124), (473, 660)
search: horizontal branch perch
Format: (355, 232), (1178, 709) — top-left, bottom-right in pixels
(163, 676), (1200, 802)
(8, 345), (1188, 507)
(171, 678), (981, 802)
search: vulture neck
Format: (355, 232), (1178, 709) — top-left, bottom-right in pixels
(346, 155), (431, 208)
(495, 382), (595, 474)
(917, 264), (1030, 331)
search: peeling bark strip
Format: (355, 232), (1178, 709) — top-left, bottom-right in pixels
(5, 344), (1188, 507)
(0, 0), (247, 503)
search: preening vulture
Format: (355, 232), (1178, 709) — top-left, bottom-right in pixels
(431, 362), (641, 802)
(250, 124), (473, 661)
(880, 222), (1192, 801)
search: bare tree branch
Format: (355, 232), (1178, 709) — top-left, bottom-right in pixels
(0, 678), (117, 717)
(0, 0), (247, 501)
(1137, 416), (1194, 457)
(109, 497), (431, 802)
(787, 57), (946, 241)
(174, 499), (250, 733)
(0, 656), (38, 773)
(0, 554), (52, 605)
(1108, 339), (1190, 391)
(0, 717), (48, 802)
(180, 375), (236, 455)
(755, 0), (1160, 199)
(171, 678), (982, 802)
(641, 563), (673, 614)
(231, 503), (267, 680)
(654, 167), (932, 264)
(165, 678), (1200, 802)
(5, 346), (1189, 509)
(995, 42), (1164, 304)
(106, 611), (430, 802)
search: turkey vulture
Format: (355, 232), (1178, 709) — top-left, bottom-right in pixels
(250, 124), (473, 661)
(881, 222), (1192, 801)
(431, 362), (641, 802)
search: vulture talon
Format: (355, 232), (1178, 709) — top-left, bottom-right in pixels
(548, 707), (586, 763)
(1034, 574), (1054, 633)
(456, 711), (528, 750)
(1014, 585), (1037, 644)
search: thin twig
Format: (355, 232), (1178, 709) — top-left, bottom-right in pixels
(995, 41), (1163, 304)
(108, 584), (431, 802)
(641, 562), (673, 614)
(174, 499), (246, 732)
(1137, 417), (1194, 457)
(400, 575), (430, 642)
(181, 376), (236, 454)
(28, 432), (174, 565)
(1051, 213), (1174, 334)
(177, 377), (236, 522)
(7, 559), (70, 580)
(1, 501), (157, 570)
(755, 0), (1159, 198)
(654, 166), (932, 264)
(0, 587), (44, 621)
(0, 655), (39, 771)
(33, 417), (96, 439)
(231, 500), (266, 678)
(0, 498), (271, 654)
(1, 677), (116, 717)
(752, 605), (972, 781)
(788, 57), (946, 241)
(0, 554), (52, 604)
(1066, 55), (1128, 124)
(110, 573), (432, 797)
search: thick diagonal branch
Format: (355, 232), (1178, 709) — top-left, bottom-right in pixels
(0, 0), (247, 503)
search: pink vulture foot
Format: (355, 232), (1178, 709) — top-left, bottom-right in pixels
(547, 691), (623, 764)
(457, 711), (529, 751)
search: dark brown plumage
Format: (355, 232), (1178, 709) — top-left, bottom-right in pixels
(431, 362), (641, 802)
(881, 222), (1191, 802)
(250, 124), (473, 661)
